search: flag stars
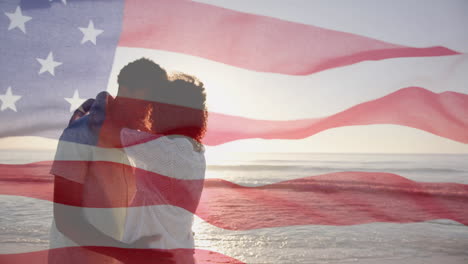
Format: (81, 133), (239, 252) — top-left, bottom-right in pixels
(0, 87), (22, 112)
(37, 52), (62, 76)
(79, 20), (104, 45)
(64, 90), (86, 112)
(49, 0), (67, 5)
(4, 6), (32, 34)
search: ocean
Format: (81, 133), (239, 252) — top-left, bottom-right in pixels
(1, 150), (467, 263)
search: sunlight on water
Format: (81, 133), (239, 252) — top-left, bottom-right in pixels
(1, 151), (467, 263)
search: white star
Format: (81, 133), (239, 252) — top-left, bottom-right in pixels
(79, 20), (104, 45)
(64, 90), (86, 112)
(36, 52), (62, 76)
(49, 0), (67, 5)
(4, 6), (32, 34)
(0, 87), (22, 112)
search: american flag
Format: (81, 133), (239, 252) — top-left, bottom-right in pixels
(1, 0), (468, 263)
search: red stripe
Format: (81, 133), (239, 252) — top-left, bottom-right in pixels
(1, 161), (467, 229)
(198, 172), (468, 229)
(205, 87), (468, 145)
(0, 247), (244, 264)
(119, 0), (458, 75)
(97, 87), (468, 147)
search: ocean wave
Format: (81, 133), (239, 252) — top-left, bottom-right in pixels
(207, 164), (467, 174)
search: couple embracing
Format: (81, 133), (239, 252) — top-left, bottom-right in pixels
(49, 58), (207, 264)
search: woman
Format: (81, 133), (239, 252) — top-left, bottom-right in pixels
(120, 73), (208, 263)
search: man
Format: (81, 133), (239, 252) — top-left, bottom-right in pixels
(49, 58), (174, 263)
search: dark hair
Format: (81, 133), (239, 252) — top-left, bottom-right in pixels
(114, 58), (169, 132)
(151, 73), (208, 146)
(117, 58), (168, 94)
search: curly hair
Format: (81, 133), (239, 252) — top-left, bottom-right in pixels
(150, 73), (208, 146)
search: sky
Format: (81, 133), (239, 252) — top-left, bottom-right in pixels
(1, 0), (467, 153)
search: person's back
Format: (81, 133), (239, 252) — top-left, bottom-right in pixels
(49, 113), (131, 264)
(49, 58), (173, 263)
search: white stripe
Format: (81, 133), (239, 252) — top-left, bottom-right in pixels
(48, 203), (194, 250)
(2, 125), (468, 177)
(204, 125), (468, 186)
(206, 125), (468, 156)
(53, 141), (130, 163)
(107, 48), (468, 120)
(52, 138), (205, 180)
(193, 0), (468, 52)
